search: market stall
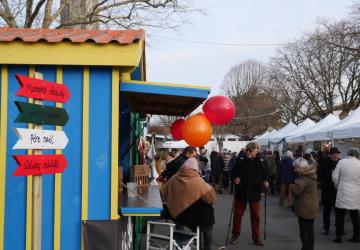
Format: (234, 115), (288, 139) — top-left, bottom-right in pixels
(0, 28), (210, 250)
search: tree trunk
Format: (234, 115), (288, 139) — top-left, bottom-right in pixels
(60, 0), (99, 29)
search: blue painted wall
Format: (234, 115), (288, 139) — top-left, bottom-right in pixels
(88, 67), (112, 220)
(4, 65), (28, 250)
(60, 67), (83, 250)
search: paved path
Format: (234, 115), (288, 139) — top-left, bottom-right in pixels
(212, 192), (359, 250)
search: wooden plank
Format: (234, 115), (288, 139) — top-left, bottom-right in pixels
(81, 66), (90, 250)
(26, 66), (35, 250)
(13, 128), (69, 150)
(54, 65), (63, 250)
(13, 154), (68, 176)
(111, 67), (119, 220)
(32, 72), (43, 250)
(16, 74), (70, 103)
(0, 65), (8, 250)
(15, 101), (69, 126)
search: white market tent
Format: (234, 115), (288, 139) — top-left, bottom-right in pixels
(285, 118), (316, 143)
(303, 114), (340, 142)
(308, 110), (356, 141)
(268, 122), (297, 144)
(256, 129), (277, 146)
(256, 130), (270, 140)
(288, 114), (339, 143)
(330, 106), (360, 139)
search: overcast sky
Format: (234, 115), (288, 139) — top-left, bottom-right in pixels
(145, 0), (354, 96)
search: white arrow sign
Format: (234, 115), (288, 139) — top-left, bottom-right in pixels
(13, 128), (69, 150)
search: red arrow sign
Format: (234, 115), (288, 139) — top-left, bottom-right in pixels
(13, 154), (68, 176)
(15, 74), (70, 103)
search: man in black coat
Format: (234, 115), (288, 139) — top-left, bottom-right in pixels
(230, 142), (268, 246)
(318, 147), (341, 235)
(210, 151), (225, 194)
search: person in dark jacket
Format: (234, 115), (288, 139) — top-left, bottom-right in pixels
(274, 150), (281, 193)
(163, 157), (216, 250)
(229, 151), (238, 194)
(318, 147), (341, 235)
(278, 150), (296, 207)
(210, 150), (225, 194)
(229, 142), (268, 246)
(264, 150), (277, 195)
(163, 146), (197, 181)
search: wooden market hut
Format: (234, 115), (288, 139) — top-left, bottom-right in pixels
(0, 28), (210, 250)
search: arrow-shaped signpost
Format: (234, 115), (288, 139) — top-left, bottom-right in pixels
(13, 73), (70, 250)
(15, 101), (69, 126)
(13, 128), (69, 150)
(13, 154), (68, 176)
(15, 74), (70, 103)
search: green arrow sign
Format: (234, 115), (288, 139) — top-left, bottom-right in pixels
(15, 101), (69, 126)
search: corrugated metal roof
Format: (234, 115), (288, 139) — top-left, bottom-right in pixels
(0, 28), (144, 44)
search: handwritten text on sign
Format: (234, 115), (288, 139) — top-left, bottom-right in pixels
(15, 74), (70, 103)
(13, 154), (68, 176)
(13, 128), (69, 150)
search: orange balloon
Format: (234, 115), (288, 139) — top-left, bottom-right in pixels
(183, 113), (213, 147)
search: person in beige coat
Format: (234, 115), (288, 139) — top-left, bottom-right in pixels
(291, 157), (319, 250)
(162, 157), (216, 250)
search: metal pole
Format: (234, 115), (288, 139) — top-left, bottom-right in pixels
(225, 199), (235, 245)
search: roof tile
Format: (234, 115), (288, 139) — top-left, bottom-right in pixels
(0, 28), (144, 44)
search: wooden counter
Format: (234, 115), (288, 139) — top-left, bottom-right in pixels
(119, 185), (163, 216)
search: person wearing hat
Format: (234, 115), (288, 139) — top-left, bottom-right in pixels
(318, 147), (341, 235)
(229, 142), (269, 246)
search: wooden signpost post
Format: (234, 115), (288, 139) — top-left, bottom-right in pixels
(13, 73), (70, 250)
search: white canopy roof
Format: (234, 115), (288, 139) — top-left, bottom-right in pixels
(286, 118), (317, 143)
(330, 106), (360, 139)
(268, 122), (297, 143)
(301, 114), (340, 142)
(256, 129), (277, 145)
(286, 115), (338, 143)
(256, 130), (270, 140)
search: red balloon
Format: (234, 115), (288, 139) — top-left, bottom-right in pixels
(203, 96), (235, 125)
(183, 113), (212, 147)
(170, 119), (185, 140)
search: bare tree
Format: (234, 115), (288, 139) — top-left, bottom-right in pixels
(222, 60), (282, 140)
(269, 17), (360, 122)
(0, 0), (200, 29)
(154, 115), (183, 135)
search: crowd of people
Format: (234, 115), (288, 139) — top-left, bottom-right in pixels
(155, 143), (360, 250)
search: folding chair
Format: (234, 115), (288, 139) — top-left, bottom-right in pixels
(146, 221), (200, 250)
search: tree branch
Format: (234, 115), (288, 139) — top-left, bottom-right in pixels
(24, 0), (33, 27)
(0, 0), (17, 27)
(26, 0), (46, 28)
(42, 0), (53, 28)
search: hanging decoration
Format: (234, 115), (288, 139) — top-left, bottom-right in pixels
(182, 113), (212, 147)
(203, 95), (235, 125)
(170, 119), (186, 140)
